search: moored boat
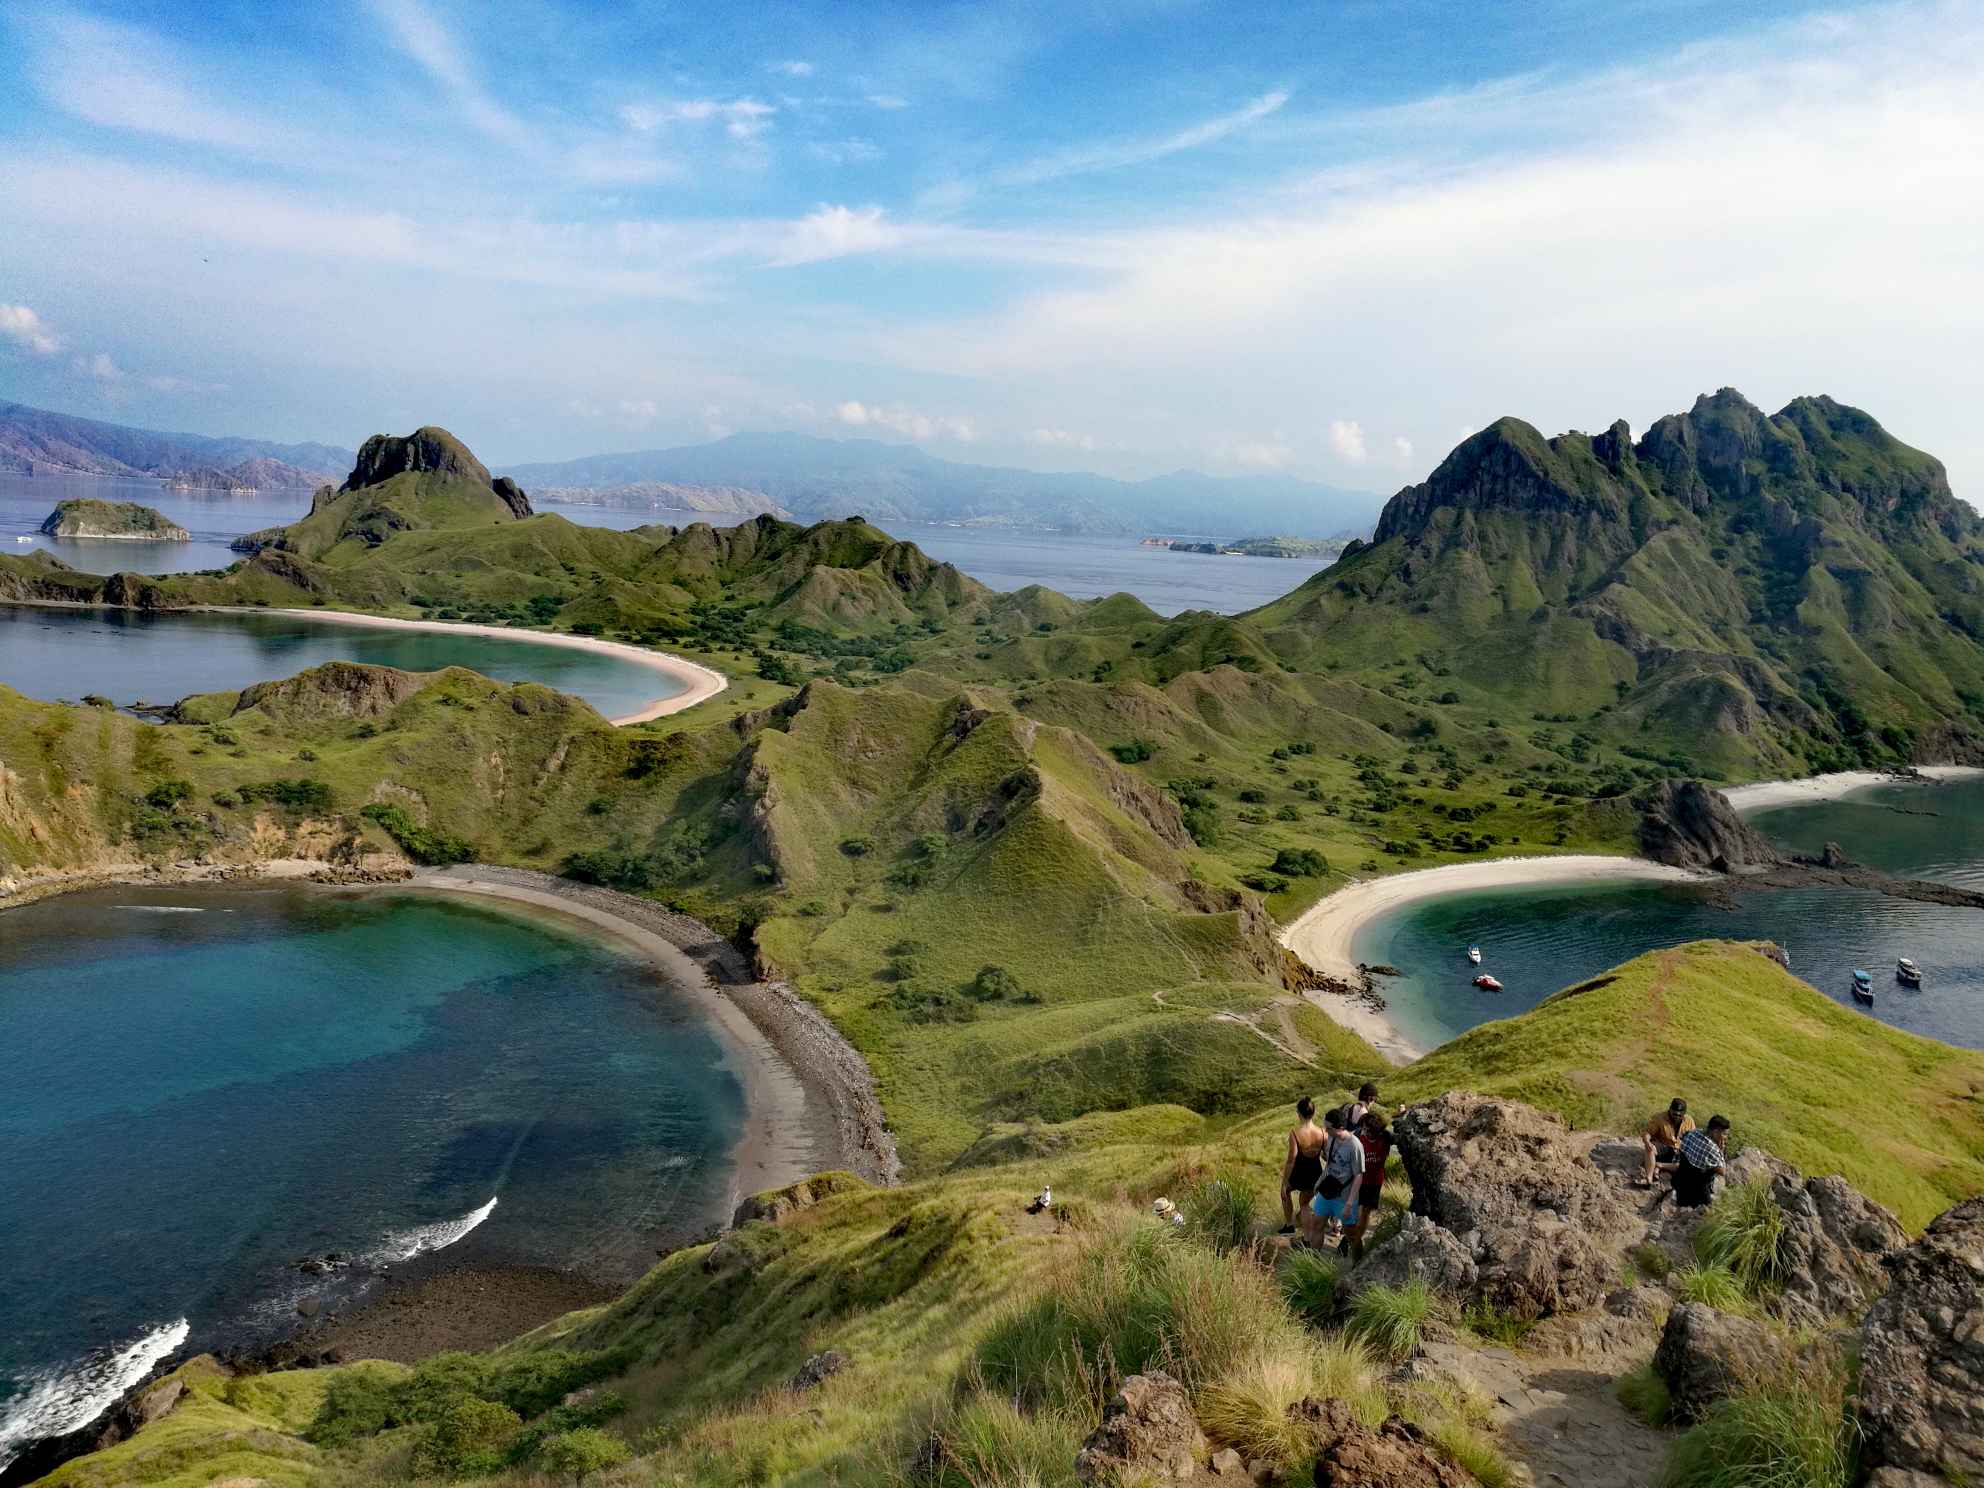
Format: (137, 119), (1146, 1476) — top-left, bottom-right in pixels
(1472, 973), (1502, 991)
(1897, 957), (1922, 987)
(1467, 945), (1482, 965)
(1851, 970), (1874, 1005)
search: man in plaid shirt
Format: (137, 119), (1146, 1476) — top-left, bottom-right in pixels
(1674, 1114), (1731, 1208)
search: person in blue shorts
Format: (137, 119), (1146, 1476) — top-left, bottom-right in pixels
(1303, 1106), (1366, 1246)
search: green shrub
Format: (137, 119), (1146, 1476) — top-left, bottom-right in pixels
(1617, 1363), (1673, 1426)
(1662, 1371), (1856, 1488)
(1269, 847), (1328, 877)
(410, 1394), (521, 1476)
(1345, 1281), (1435, 1363)
(1673, 1262), (1750, 1313)
(306, 1367), (402, 1445)
(918, 1387), (1086, 1488)
(145, 779), (193, 809)
(1463, 1302), (1539, 1348)
(537, 1426), (630, 1484)
(1278, 1249), (1341, 1323)
(561, 851), (658, 891)
(1633, 1243), (1674, 1280)
(1237, 788), (1268, 804)
(840, 835), (874, 857)
(238, 777), (333, 811)
(1694, 1179), (1788, 1295)
(1109, 739), (1156, 764)
(969, 965), (1024, 1002)
(360, 803), (473, 866)
(1180, 1175), (1258, 1255)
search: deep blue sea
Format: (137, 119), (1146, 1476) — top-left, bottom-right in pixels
(0, 886), (743, 1468)
(1353, 775), (1984, 1052)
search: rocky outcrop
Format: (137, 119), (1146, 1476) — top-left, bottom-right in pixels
(1652, 1302), (1790, 1424)
(1765, 1170), (1905, 1327)
(1294, 1398), (1477, 1488)
(231, 661), (430, 721)
(1075, 1372), (1207, 1483)
(788, 1350), (847, 1391)
(345, 427), (497, 494)
(1856, 1197), (1984, 1483)
(1636, 779), (1780, 871)
(1392, 1093), (1635, 1317)
(731, 1171), (869, 1228)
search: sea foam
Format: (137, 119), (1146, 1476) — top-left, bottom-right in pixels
(0, 1318), (190, 1472)
(367, 1195), (499, 1264)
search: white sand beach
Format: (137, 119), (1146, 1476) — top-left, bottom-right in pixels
(1720, 765), (1984, 814)
(1280, 855), (1706, 1064)
(254, 608), (728, 725)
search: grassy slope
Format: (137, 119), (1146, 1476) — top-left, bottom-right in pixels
(45, 941), (1983, 1488)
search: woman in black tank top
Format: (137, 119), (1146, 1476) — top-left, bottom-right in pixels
(1280, 1096), (1326, 1234)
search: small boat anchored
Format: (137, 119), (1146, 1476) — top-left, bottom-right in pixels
(1896, 957), (1923, 987)
(1851, 970), (1875, 1005)
(1472, 973), (1503, 992)
(1466, 945), (1482, 965)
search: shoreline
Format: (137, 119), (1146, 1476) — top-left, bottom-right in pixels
(245, 607), (728, 725)
(1720, 764), (1984, 814)
(1281, 855), (1707, 1066)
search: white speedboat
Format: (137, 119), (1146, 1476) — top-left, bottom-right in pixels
(1897, 957), (1923, 987)
(1467, 945), (1482, 965)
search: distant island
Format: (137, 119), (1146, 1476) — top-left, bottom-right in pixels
(162, 457), (337, 491)
(536, 481), (792, 519)
(39, 498), (190, 541)
(1141, 533), (1351, 559)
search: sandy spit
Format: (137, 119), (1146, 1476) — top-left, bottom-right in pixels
(1720, 765), (1984, 814)
(235, 607), (729, 725)
(1280, 855), (1707, 1066)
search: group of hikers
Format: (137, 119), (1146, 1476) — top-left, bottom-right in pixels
(1278, 1083), (1390, 1256)
(1277, 1087), (1739, 1254)
(1639, 1097), (1733, 1208)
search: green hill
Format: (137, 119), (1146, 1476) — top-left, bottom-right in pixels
(1242, 391), (1984, 777)
(38, 499), (190, 540)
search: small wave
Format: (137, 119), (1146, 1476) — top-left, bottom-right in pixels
(658, 1154), (695, 1170)
(0, 1318), (191, 1471)
(367, 1196), (499, 1264)
(117, 906), (217, 915)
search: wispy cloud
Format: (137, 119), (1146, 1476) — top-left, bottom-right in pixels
(836, 399), (975, 442)
(771, 204), (902, 265)
(369, 0), (527, 145)
(619, 98), (777, 140)
(810, 138), (883, 166)
(1393, 436), (1414, 461)
(769, 59), (814, 78)
(1028, 427), (1097, 451)
(0, 304), (62, 355)
(866, 93), (909, 110)
(76, 351), (123, 383)
(998, 88), (1289, 187)
(1328, 421), (1367, 462)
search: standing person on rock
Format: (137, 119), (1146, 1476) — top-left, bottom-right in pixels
(1278, 1096), (1327, 1235)
(1344, 1109), (1393, 1260)
(1673, 1114), (1731, 1208)
(1639, 1097), (1695, 1190)
(1305, 1106), (1366, 1247)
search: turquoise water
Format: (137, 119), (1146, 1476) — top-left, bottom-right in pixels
(1352, 775), (1984, 1051)
(0, 605), (680, 720)
(0, 886), (743, 1466)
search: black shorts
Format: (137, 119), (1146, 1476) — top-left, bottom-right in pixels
(1654, 1144), (1679, 1165)
(1289, 1154), (1322, 1192)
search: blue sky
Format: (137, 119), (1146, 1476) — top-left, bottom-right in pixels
(1, 0), (1981, 500)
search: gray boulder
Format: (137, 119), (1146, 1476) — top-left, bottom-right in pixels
(1856, 1197), (1984, 1482)
(1338, 1213), (1478, 1303)
(1075, 1371), (1207, 1483)
(1392, 1092), (1634, 1316)
(1767, 1171), (1905, 1327)
(1653, 1302), (1791, 1424)
(789, 1350), (847, 1391)
(1292, 1397), (1477, 1488)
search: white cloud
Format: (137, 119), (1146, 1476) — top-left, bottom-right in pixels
(618, 398), (659, 421)
(1394, 436), (1414, 460)
(143, 374), (225, 393)
(772, 204), (902, 265)
(769, 59), (814, 78)
(76, 351), (123, 382)
(0, 304), (62, 355)
(1329, 420), (1367, 462)
(867, 93), (909, 110)
(810, 138), (883, 166)
(998, 89), (1289, 187)
(836, 400), (976, 443)
(1028, 427), (1097, 451)
(619, 98), (776, 140)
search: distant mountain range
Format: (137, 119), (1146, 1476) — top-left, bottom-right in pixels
(502, 431), (1381, 538)
(0, 401), (1378, 537)
(0, 400), (349, 485)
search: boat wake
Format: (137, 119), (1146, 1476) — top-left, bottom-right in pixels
(366, 1196), (499, 1265)
(117, 906), (225, 914)
(0, 1318), (190, 1472)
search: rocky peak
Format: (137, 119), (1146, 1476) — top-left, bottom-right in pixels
(340, 426), (531, 515)
(1636, 779), (1782, 871)
(1371, 416), (1631, 544)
